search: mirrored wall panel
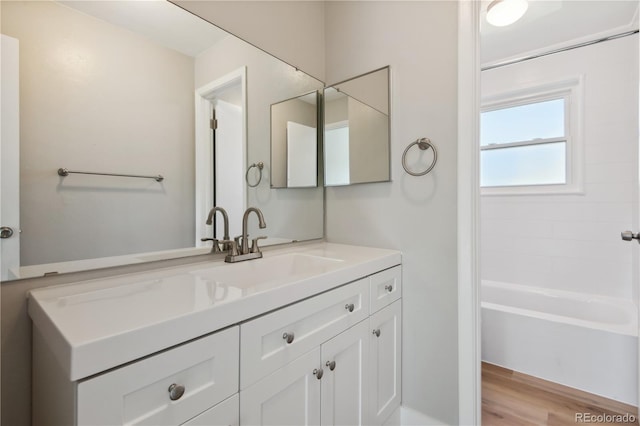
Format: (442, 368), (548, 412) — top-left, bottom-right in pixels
(0, 0), (324, 280)
(271, 92), (319, 188)
(324, 66), (390, 186)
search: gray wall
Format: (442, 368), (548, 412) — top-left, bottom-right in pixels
(3, 1), (196, 266)
(324, 2), (459, 424)
(347, 97), (390, 184)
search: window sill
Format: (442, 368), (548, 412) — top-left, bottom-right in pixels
(480, 183), (584, 197)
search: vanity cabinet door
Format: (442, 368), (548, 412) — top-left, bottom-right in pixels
(240, 348), (321, 426)
(320, 320), (370, 426)
(77, 327), (239, 426)
(369, 300), (402, 426)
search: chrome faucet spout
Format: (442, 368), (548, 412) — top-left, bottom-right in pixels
(241, 207), (266, 255)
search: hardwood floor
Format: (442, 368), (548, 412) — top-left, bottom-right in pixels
(482, 362), (639, 426)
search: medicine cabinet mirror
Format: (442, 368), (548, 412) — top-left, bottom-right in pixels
(270, 91), (319, 188)
(323, 66), (391, 186)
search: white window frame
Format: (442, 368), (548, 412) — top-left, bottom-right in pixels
(480, 76), (584, 196)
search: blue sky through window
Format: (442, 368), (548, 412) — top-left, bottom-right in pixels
(481, 98), (565, 146)
(480, 97), (567, 187)
(480, 142), (566, 187)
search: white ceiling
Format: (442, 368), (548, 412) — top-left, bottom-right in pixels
(480, 0), (639, 67)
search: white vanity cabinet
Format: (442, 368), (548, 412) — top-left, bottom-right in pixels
(368, 266), (402, 425)
(239, 266), (402, 426)
(320, 319), (371, 426)
(29, 243), (402, 426)
(369, 300), (402, 425)
(239, 277), (370, 389)
(33, 327), (240, 426)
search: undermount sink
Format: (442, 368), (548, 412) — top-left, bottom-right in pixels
(190, 252), (344, 290)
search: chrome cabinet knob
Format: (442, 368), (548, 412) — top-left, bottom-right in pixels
(345, 303), (355, 312)
(384, 284), (393, 292)
(313, 368), (324, 380)
(326, 360), (336, 371)
(372, 329), (381, 337)
(0, 227), (14, 239)
(621, 231), (640, 243)
(282, 332), (295, 344)
(168, 383), (185, 401)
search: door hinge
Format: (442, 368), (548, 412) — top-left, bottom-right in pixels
(210, 118), (218, 130)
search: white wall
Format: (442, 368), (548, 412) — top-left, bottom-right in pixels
(2, 1), (196, 265)
(324, 2), (460, 424)
(481, 35), (639, 300)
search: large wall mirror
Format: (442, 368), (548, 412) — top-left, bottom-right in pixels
(324, 66), (390, 186)
(0, 0), (324, 281)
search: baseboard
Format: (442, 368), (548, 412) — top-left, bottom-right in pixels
(400, 405), (450, 426)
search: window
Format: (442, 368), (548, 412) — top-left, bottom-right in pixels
(480, 78), (583, 195)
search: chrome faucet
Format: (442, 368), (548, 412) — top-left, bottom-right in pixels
(201, 207), (230, 253)
(224, 207), (267, 263)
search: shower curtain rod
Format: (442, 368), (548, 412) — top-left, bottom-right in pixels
(482, 29), (639, 71)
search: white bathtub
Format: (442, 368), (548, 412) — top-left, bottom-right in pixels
(481, 280), (638, 406)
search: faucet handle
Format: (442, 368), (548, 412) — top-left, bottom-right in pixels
(250, 236), (268, 253)
(201, 238), (223, 253)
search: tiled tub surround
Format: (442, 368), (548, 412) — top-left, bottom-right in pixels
(481, 35), (639, 300)
(29, 242), (402, 425)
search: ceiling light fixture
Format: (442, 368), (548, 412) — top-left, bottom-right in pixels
(486, 0), (529, 27)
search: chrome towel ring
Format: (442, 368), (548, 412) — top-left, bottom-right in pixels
(402, 138), (437, 176)
(245, 162), (264, 187)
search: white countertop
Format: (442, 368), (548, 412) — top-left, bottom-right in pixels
(28, 242), (401, 381)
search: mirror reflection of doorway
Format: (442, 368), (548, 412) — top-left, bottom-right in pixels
(211, 97), (243, 239)
(195, 68), (246, 246)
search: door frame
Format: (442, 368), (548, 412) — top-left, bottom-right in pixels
(457, 1), (481, 424)
(194, 66), (247, 246)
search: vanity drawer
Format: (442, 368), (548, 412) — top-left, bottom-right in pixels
(370, 266), (401, 313)
(240, 278), (369, 389)
(77, 327), (239, 425)
(182, 393), (239, 426)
